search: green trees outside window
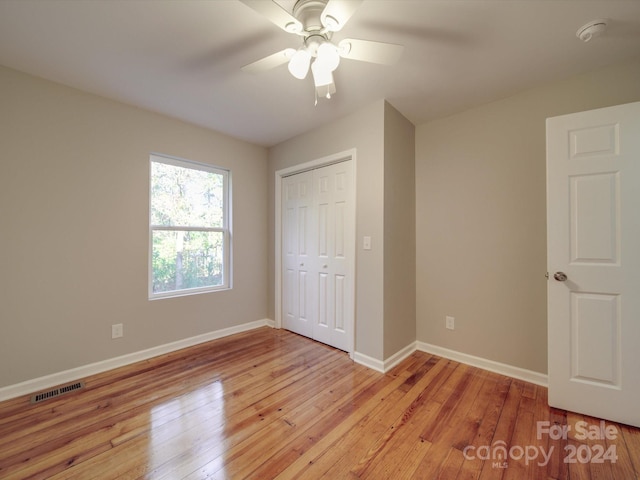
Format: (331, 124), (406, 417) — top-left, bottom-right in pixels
(150, 156), (229, 298)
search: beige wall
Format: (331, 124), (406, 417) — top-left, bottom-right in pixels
(416, 56), (640, 374)
(268, 100), (386, 359)
(0, 66), (269, 388)
(383, 103), (416, 358)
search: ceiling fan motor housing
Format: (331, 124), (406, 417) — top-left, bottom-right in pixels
(293, 0), (330, 36)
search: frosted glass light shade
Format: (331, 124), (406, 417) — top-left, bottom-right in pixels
(311, 60), (333, 87)
(288, 49), (311, 79)
(316, 42), (340, 72)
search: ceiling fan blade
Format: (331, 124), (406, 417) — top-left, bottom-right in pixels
(238, 0), (303, 34)
(321, 0), (363, 32)
(242, 48), (295, 74)
(338, 38), (404, 65)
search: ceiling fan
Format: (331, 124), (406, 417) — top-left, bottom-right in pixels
(239, 0), (404, 103)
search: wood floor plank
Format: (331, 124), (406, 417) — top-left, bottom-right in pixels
(160, 352), (360, 479)
(227, 377), (372, 478)
(355, 360), (465, 479)
(437, 448), (466, 480)
(351, 360), (460, 477)
(267, 371), (411, 479)
(530, 386), (552, 479)
(565, 412), (595, 480)
(411, 368), (489, 480)
(545, 408), (570, 480)
(190, 360), (377, 479)
(620, 426), (640, 479)
(291, 388), (409, 479)
(0, 327), (638, 480)
(297, 355), (452, 480)
(502, 409), (534, 480)
(455, 375), (512, 480)
(477, 379), (524, 480)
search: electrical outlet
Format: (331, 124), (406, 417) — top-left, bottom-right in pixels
(111, 323), (123, 339)
(445, 316), (455, 330)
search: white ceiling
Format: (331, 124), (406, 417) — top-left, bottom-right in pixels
(1, 0), (639, 147)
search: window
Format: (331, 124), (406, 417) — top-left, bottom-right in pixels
(149, 154), (230, 299)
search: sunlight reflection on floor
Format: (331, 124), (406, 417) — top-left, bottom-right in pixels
(149, 380), (228, 478)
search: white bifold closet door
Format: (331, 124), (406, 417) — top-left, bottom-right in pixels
(282, 161), (354, 352)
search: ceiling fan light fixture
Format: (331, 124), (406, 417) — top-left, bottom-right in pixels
(311, 59), (333, 87)
(288, 48), (311, 79)
(316, 42), (340, 72)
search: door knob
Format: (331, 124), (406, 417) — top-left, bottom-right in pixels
(323, 264), (328, 269)
(553, 272), (568, 282)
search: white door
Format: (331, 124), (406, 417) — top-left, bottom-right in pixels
(281, 161), (354, 352)
(282, 170), (314, 339)
(547, 101), (640, 427)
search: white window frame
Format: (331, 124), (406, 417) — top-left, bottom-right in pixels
(149, 153), (231, 300)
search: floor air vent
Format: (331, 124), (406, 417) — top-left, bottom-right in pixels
(30, 381), (85, 404)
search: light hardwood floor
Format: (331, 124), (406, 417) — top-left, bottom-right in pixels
(0, 327), (638, 479)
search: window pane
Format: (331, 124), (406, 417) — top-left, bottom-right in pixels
(152, 230), (224, 294)
(151, 161), (224, 228)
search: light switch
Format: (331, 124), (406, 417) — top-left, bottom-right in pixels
(363, 236), (372, 250)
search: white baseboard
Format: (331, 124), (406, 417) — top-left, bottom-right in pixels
(382, 342), (418, 372)
(0, 318), (274, 402)
(352, 351), (385, 373)
(416, 341), (548, 387)
(354, 341), (548, 387)
(353, 342), (416, 374)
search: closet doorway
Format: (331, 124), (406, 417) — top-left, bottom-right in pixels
(277, 154), (355, 352)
